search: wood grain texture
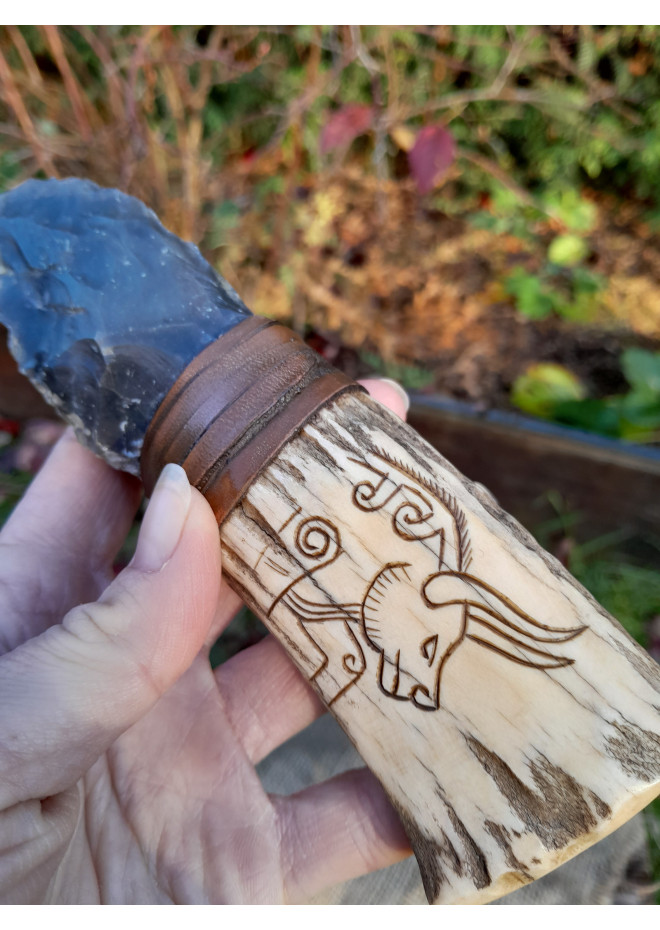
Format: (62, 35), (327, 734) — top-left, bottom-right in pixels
(218, 390), (660, 905)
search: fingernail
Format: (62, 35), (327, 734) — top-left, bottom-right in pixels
(132, 463), (191, 573)
(379, 378), (410, 415)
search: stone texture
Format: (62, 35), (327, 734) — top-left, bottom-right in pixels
(0, 178), (252, 472)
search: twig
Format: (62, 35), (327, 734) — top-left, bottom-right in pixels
(547, 34), (642, 126)
(0, 46), (57, 176)
(41, 26), (93, 142)
(350, 26), (388, 222)
(75, 26), (126, 122)
(394, 85), (618, 124)
(255, 50), (351, 160)
(349, 25), (380, 74)
(489, 29), (525, 96)
(6, 26), (44, 92)
(457, 147), (553, 216)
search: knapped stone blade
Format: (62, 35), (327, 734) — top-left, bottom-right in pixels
(0, 178), (252, 472)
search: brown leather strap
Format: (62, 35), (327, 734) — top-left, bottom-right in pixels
(141, 318), (363, 524)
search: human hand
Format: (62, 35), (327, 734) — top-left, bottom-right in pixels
(0, 379), (411, 904)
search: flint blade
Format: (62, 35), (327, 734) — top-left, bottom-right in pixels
(0, 178), (251, 472)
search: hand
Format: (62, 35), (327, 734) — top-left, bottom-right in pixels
(0, 380), (411, 904)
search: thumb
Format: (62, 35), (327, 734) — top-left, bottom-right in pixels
(0, 464), (222, 807)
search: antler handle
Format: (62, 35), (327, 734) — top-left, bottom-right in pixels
(142, 320), (660, 904)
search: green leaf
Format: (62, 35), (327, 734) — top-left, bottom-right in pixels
(552, 398), (623, 437)
(511, 364), (587, 418)
(615, 391), (660, 441)
(621, 348), (660, 394)
(548, 234), (589, 267)
(542, 190), (598, 232)
(503, 269), (556, 320)
(571, 267), (604, 294)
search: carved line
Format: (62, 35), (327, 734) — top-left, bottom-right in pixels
(284, 589), (361, 621)
(349, 451), (472, 572)
(421, 571), (586, 673)
(267, 515), (343, 618)
(466, 633), (575, 670)
(346, 454), (587, 708)
(265, 557), (290, 576)
(433, 598), (584, 645)
(361, 561), (470, 711)
(423, 571), (586, 638)
(281, 592), (367, 704)
(372, 448), (473, 572)
(264, 447), (588, 712)
(254, 505), (303, 572)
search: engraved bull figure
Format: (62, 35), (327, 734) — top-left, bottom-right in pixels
(270, 452), (585, 710)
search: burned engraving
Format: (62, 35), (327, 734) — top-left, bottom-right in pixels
(264, 449), (587, 710)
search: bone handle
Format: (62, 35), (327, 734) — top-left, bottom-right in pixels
(138, 320), (660, 904)
(216, 390), (660, 904)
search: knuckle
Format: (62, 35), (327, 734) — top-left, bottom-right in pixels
(62, 601), (121, 647)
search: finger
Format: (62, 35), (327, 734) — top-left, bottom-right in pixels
(0, 429), (142, 650)
(273, 767), (411, 903)
(215, 635), (325, 763)
(358, 378), (410, 420)
(0, 465), (222, 807)
(205, 579), (244, 649)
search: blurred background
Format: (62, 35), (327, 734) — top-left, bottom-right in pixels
(1, 25), (660, 900)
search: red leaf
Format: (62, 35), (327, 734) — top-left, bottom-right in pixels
(320, 105), (374, 154)
(408, 124), (455, 194)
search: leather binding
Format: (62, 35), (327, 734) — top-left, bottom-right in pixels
(141, 317), (363, 523)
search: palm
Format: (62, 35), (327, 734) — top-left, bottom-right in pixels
(82, 655), (281, 903)
(0, 415), (409, 904)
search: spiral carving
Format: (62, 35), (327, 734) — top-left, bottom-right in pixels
(342, 642), (366, 676)
(392, 491), (438, 542)
(353, 474), (400, 512)
(295, 516), (341, 562)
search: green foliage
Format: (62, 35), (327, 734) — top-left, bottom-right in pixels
(434, 27), (660, 207)
(571, 556), (660, 647)
(547, 233), (589, 267)
(503, 266), (604, 322)
(0, 150), (22, 193)
(467, 187), (541, 239)
(542, 190), (597, 232)
(512, 349), (660, 442)
(622, 347), (660, 395)
(208, 200), (242, 249)
(0, 470), (32, 525)
(360, 351), (434, 390)
(5, 26), (660, 211)
(511, 363), (586, 416)
(504, 269), (557, 320)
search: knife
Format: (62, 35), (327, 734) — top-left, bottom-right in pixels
(1, 177), (658, 905)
